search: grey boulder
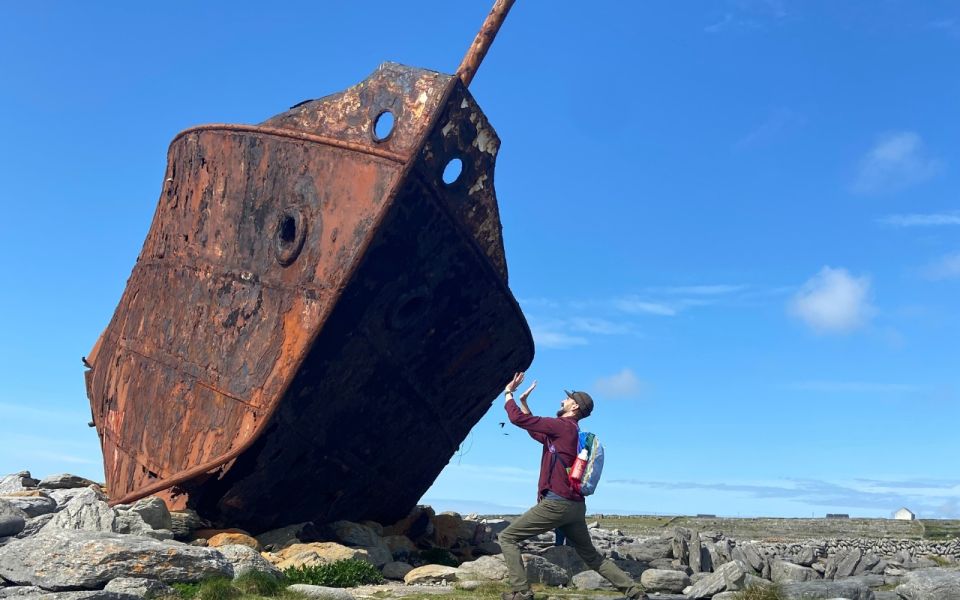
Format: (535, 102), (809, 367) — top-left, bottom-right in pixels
(115, 498), (172, 532)
(455, 555), (508, 582)
(215, 544), (281, 579)
(895, 568), (960, 600)
(0, 496), (57, 519)
(539, 545), (589, 576)
(16, 514), (55, 539)
(0, 474), (38, 495)
(780, 579), (875, 600)
(42, 490), (115, 533)
(639, 568), (690, 593)
(0, 529), (233, 590)
(103, 577), (175, 599)
(521, 554), (569, 586)
(571, 569), (613, 590)
(685, 560), (752, 599)
(0, 502), (26, 538)
(37, 475), (98, 490)
(771, 559), (821, 583)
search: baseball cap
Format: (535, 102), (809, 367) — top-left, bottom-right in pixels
(564, 389), (594, 418)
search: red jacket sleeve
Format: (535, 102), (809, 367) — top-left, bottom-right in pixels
(505, 399), (569, 437)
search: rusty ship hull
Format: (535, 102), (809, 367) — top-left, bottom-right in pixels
(84, 62), (534, 532)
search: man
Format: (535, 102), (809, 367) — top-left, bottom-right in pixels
(498, 372), (647, 600)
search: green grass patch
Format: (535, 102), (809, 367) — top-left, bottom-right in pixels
(195, 577), (241, 600)
(732, 583), (785, 600)
(282, 559), (384, 587)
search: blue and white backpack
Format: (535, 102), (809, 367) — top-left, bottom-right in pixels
(575, 430), (604, 496)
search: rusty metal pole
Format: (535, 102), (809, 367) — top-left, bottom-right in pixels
(456, 0), (516, 88)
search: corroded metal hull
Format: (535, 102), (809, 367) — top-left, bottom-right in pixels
(84, 62), (534, 532)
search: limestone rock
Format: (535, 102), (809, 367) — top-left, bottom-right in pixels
(640, 568), (690, 593)
(38, 475), (98, 490)
(169, 510), (210, 541)
(771, 559), (821, 583)
(571, 569), (613, 590)
(267, 542), (371, 570)
(286, 584), (355, 600)
(895, 568), (960, 600)
(16, 514), (54, 539)
(103, 577), (175, 599)
(359, 543), (392, 568)
(208, 532), (260, 550)
(0, 502), (26, 538)
(0, 590), (131, 599)
(685, 560), (750, 598)
(521, 554), (569, 586)
(383, 535), (417, 556)
(254, 522), (310, 550)
(117, 498), (172, 532)
(215, 544), (281, 579)
(382, 561), (413, 580)
(620, 537), (673, 562)
(403, 564), (458, 585)
(0, 474), (38, 495)
(0, 495), (57, 519)
(0, 529), (232, 590)
(42, 489), (115, 533)
(47, 489), (94, 511)
(688, 531), (703, 573)
(780, 579), (875, 600)
(540, 545), (589, 576)
(113, 510), (172, 540)
(330, 521), (381, 548)
(456, 555), (508, 582)
(835, 547), (863, 579)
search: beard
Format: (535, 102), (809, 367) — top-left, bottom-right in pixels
(556, 408), (564, 417)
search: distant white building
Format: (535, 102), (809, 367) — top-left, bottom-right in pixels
(894, 507), (915, 521)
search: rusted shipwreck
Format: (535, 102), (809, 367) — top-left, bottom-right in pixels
(83, 0), (533, 533)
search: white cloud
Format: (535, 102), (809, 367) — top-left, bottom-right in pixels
(879, 212), (960, 227)
(593, 368), (643, 399)
(922, 252), (960, 280)
(852, 131), (942, 194)
(531, 327), (588, 349)
(614, 296), (677, 316)
(789, 267), (875, 334)
(652, 284), (748, 295)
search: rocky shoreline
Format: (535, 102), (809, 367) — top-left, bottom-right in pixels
(2, 471), (959, 600)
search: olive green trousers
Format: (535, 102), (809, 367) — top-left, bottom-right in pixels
(498, 498), (643, 597)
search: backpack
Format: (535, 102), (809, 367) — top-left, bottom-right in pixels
(575, 430), (604, 496)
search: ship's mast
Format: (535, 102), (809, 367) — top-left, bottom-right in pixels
(456, 0), (516, 88)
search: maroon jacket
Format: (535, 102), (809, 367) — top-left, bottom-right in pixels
(505, 398), (583, 502)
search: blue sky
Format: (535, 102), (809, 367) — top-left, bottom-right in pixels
(1, 1), (958, 520)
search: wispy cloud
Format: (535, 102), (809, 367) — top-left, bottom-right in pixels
(526, 283), (757, 349)
(651, 284), (749, 296)
(613, 297), (677, 316)
(531, 327), (588, 350)
(606, 477), (960, 518)
(594, 368), (644, 399)
(789, 267), (875, 334)
(735, 108), (804, 149)
(921, 252), (960, 280)
(852, 131), (942, 195)
(879, 212), (960, 227)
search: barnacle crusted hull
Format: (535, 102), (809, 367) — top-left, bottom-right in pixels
(84, 62), (534, 532)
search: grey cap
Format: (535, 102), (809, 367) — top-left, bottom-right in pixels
(564, 389), (594, 419)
